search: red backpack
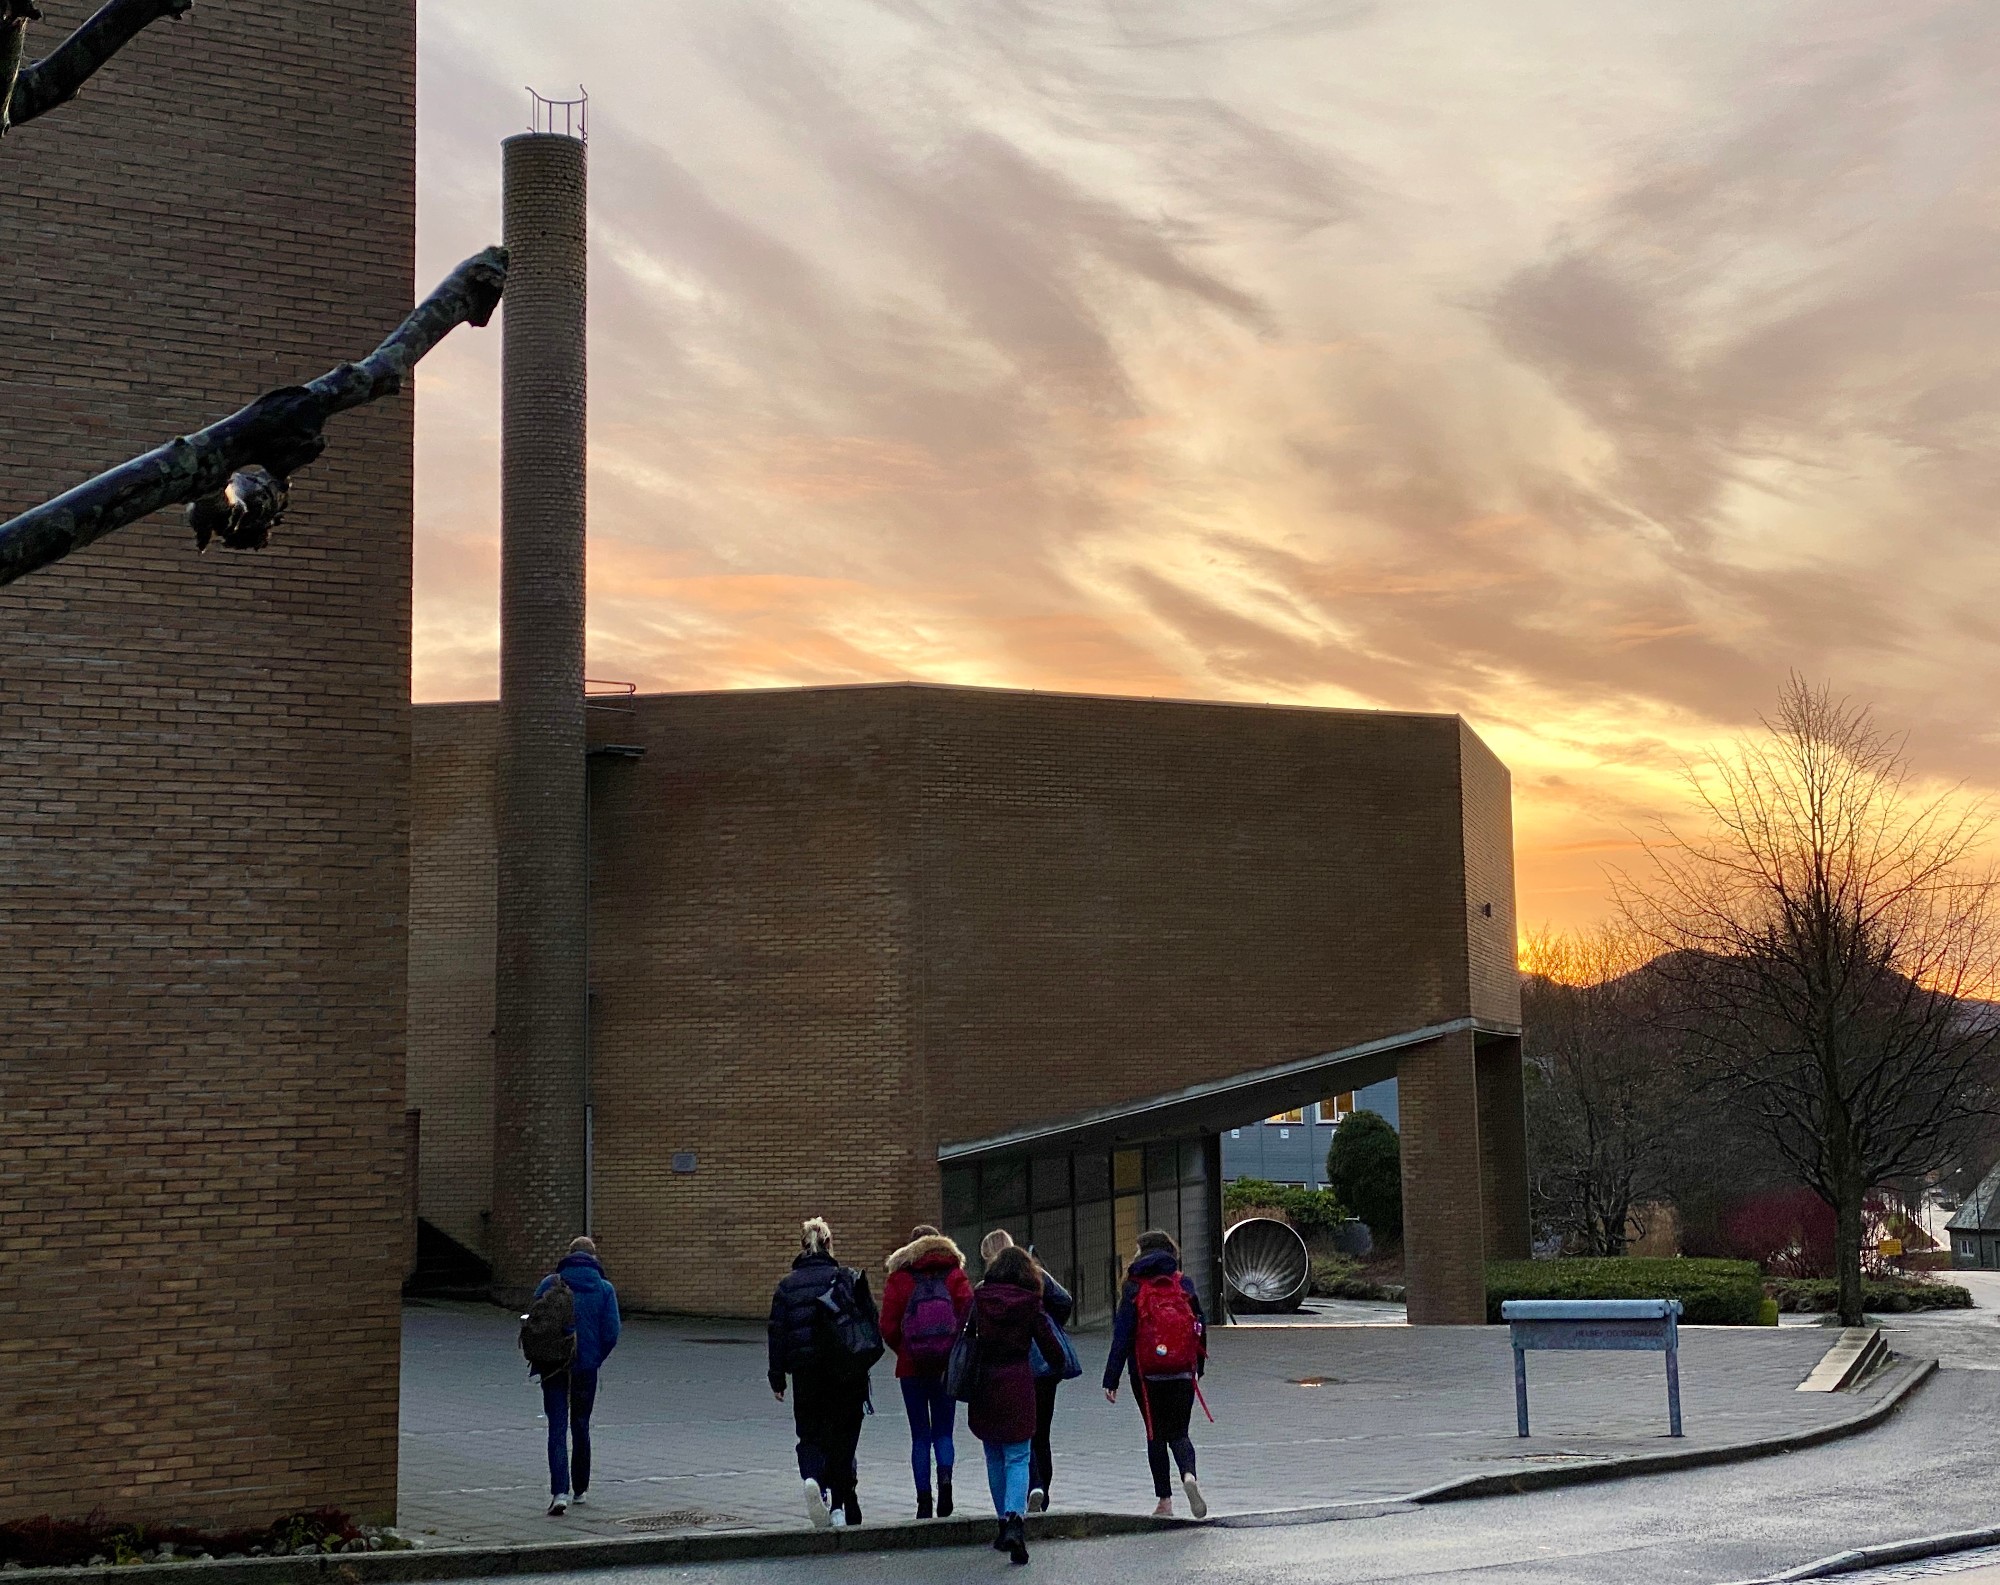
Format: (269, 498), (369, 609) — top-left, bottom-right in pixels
(1133, 1274), (1202, 1377)
(900, 1270), (961, 1372)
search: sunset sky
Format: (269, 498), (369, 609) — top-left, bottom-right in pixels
(411, 0), (2000, 935)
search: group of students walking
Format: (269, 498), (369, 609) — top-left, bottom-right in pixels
(521, 1220), (1211, 1568)
(767, 1217), (1210, 1566)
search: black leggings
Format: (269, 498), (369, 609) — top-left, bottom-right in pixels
(1136, 1377), (1197, 1499)
(1029, 1375), (1058, 1495)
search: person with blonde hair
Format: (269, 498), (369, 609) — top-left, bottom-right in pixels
(767, 1217), (881, 1529)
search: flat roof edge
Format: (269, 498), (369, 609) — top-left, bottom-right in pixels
(938, 1016), (1517, 1162)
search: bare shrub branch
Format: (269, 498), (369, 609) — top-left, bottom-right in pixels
(3, 0), (191, 134)
(0, 245), (508, 586)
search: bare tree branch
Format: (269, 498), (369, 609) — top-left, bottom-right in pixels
(3, 0), (190, 133)
(0, 245), (507, 586)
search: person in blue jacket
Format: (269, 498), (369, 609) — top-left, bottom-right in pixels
(535, 1235), (622, 1516)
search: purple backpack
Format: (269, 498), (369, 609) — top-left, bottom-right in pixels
(901, 1270), (960, 1371)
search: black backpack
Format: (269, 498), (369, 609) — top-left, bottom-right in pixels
(814, 1267), (884, 1376)
(520, 1277), (577, 1379)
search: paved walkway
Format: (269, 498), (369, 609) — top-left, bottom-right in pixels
(396, 1300), (1917, 1547)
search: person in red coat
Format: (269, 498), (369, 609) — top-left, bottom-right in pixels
(879, 1225), (974, 1518)
(966, 1244), (1067, 1565)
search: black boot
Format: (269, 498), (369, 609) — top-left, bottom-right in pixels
(843, 1493), (862, 1527)
(937, 1469), (954, 1518)
(1006, 1514), (1029, 1565)
(916, 1489), (933, 1520)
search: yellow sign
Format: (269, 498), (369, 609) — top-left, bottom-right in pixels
(1878, 1238), (1903, 1258)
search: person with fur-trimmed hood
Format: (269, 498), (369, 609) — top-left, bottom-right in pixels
(967, 1244), (1068, 1566)
(880, 1225), (974, 1518)
(767, 1217), (880, 1530)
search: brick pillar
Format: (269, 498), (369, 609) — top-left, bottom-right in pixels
(1398, 1027), (1487, 1324)
(492, 130), (588, 1295)
(1477, 1036), (1531, 1261)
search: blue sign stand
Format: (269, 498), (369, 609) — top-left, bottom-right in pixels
(1501, 1298), (1683, 1438)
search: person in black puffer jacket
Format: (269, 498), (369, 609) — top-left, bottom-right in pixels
(768, 1216), (878, 1530)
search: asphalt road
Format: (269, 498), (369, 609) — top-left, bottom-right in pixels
(475, 1335), (2000, 1585)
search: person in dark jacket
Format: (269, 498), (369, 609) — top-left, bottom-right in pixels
(767, 1217), (879, 1530)
(1101, 1229), (1208, 1519)
(979, 1230), (1075, 1514)
(880, 1224), (974, 1518)
(533, 1236), (622, 1516)
(967, 1243), (1068, 1565)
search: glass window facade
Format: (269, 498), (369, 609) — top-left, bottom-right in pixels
(941, 1133), (1219, 1327)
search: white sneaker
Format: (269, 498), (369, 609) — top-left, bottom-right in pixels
(804, 1479), (831, 1529)
(570, 1492), (588, 1507)
(1182, 1474), (1207, 1520)
(1027, 1489), (1047, 1514)
(1151, 1496), (1173, 1518)
(831, 1509), (847, 1529)
(546, 1494), (568, 1517)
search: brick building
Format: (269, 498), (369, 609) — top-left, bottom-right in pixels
(0, 0), (414, 1526)
(409, 683), (1525, 1326)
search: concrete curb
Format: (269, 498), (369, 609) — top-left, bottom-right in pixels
(1720, 1522), (2000, 1584)
(1404, 1355), (1936, 1505)
(2, 1357), (1935, 1582)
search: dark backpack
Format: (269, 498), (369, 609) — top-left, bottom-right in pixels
(900, 1270), (960, 1372)
(814, 1267), (885, 1376)
(520, 1277), (577, 1379)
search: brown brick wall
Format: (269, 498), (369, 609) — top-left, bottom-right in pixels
(0, 0), (414, 1524)
(410, 685), (1515, 1319)
(1460, 720), (1520, 1028)
(409, 705), (499, 1259)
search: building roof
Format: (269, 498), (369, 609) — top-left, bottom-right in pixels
(1946, 1162), (2000, 1233)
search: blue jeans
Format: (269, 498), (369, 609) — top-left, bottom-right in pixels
(983, 1438), (1031, 1517)
(900, 1374), (956, 1493)
(542, 1367), (598, 1497)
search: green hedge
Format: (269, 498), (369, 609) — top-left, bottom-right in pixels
(1223, 1179), (1347, 1234)
(1485, 1258), (1766, 1325)
(1771, 1278), (1973, 1314)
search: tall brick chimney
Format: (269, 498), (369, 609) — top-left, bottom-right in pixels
(492, 123), (588, 1295)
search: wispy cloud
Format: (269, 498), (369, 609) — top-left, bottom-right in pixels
(414, 0), (2000, 926)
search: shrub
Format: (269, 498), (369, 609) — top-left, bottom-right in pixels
(1721, 1186), (1835, 1277)
(1770, 1277), (1972, 1314)
(1326, 1111), (1402, 1242)
(0, 1508), (403, 1570)
(1310, 1255), (1357, 1295)
(1223, 1178), (1346, 1234)
(1484, 1257), (1766, 1325)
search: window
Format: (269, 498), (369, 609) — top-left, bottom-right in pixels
(1265, 1108), (1305, 1125)
(1318, 1093), (1355, 1124)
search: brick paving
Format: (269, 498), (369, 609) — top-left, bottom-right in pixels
(397, 1299), (1915, 1546)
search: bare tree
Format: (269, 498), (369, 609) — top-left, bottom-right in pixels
(0, 0), (506, 585)
(1621, 677), (2000, 1324)
(1521, 926), (1687, 1256)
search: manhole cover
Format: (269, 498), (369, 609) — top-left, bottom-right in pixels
(1290, 1376), (1346, 1387)
(618, 1511), (737, 1531)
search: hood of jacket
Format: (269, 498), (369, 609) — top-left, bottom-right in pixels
(886, 1234), (964, 1275)
(974, 1276), (1046, 1337)
(555, 1252), (610, 1294)
(1127, 1249), (1182, 1283)
(789, 1249), (840, 1276)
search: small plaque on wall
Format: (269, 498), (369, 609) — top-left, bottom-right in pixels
(671, 1152), (698, 1174)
